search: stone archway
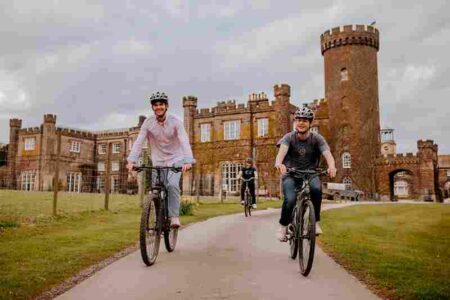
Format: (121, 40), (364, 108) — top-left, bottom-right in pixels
(389, 169), (414, 201)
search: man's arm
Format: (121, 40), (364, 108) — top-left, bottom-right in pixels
(275, 144), (289, 175)
(176, 120), (194, 172)
(322, 150), (337, 178)
(126, 121), (148, 171)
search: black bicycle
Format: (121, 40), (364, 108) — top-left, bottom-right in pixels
(134, 165), (182, 266)
(242, 178), (254, 217)
(286, 168), (327, 276)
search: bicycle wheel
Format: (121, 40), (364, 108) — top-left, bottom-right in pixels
(164, 227), (178, 252)
(140, 195), (161, 266)
(289, 206), (299, 259)
(298, 199), (316, 276)
(244, 193), (249, 217)
(247, 192), (252, 217)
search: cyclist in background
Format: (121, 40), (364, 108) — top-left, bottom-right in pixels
(127, 92), (194, 228)
(238, 158), (257, 209)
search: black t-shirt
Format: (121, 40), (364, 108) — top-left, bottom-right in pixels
(277, 131), (330, 169)
(241, 166), (256, 180)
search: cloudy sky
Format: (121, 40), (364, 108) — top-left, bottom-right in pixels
(0, 0), (449, 153)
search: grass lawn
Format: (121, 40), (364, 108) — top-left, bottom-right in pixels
(0, 190), (281, 300)
(320, 204), (450, 300)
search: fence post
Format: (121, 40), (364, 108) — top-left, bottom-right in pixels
(104, 142), (111, 210)
(52, 130), (61, 216)
(196, 173), (200, 203)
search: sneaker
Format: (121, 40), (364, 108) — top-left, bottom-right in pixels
(170, 217), (181, 228)
(240, 201), (244, 205)
(276, 226), (288, 242)
(252, 204), (257, 209)
(315, 222), (323, 235)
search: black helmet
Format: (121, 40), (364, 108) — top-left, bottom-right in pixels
(294, 105), (314, 121)
(246, 158), (253, 163)
(149, 92), (169, 105)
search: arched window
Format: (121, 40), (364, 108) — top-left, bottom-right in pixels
(343, 177), (352, 190)
(342, 152), (351, 168)
(341, 68), (348, 81)
(341, 96), (350, 110)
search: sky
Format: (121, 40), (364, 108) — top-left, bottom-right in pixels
(0, 0), (449, 153)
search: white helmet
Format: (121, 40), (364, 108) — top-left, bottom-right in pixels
(294, 105), (314, 121)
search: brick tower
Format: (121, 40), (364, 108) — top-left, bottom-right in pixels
(182, 96), (197, 195)
(7, 118), (22, 188)
(321, 25), (381, 194)
(273, 84), (291, 137)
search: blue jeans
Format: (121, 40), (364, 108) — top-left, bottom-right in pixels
(279, 175), (322, 226)
(151, 170), (182, 217)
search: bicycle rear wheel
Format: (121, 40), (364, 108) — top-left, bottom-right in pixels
(289, 206), (299, 259)
(244, 193), (250, 217)
(298, 199), (316, 276)
(140, 195), (161, 266)
(164, 227), (178, 252)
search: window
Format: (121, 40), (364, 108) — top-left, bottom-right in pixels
(98, 162), (105, 172)
(128, 138), (133, 151)
(342, 152), (351, 168)
(447, 170), (450, 178)
(257, 118), (269, 137)
(21, 170), (36, 191)
(66, 172), (81, 192)
(341, 68), (348, 81)
(111, 161), (120, 171)
(200, 123), (211, 142)
(112, 143), (121, 153)
(343, 177), (352, 190)
(24, 138), (35, 151)
(98, 144), (106, 154)
(310, 126), (319, 134)
(70, 141), (81, 153)
(221, 162), (241, 192)
(97, 177), (105, 192)
(224, 120), (240, 140)
(111, 176), (120, 193)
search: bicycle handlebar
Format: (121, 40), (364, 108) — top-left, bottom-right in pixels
(132, 165), (183, 173)
(286, 168), (328, 178)
(242, 178), (255, 182)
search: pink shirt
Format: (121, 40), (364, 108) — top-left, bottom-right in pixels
(127, 114), (194, 166)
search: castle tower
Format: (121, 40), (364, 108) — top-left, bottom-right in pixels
(321, 24), (381, 194)
(41, 114), (57, 157)
(417, 140), (439, 201)
(183, 96), (197, 143)
(7, 118), (22, 188)
(380, 128), (396, 155)
(273, 84), (291, 136)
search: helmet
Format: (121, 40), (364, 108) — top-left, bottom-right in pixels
(149, 92), (169, 105)
(294, 105), (314, 121)
(246, 158), (253, 163)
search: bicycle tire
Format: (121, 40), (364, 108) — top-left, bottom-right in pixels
(289, 206), (299, 259)
(164, 228), (178, 252)
(298, 199), (316, 276)
(140, 195), (161, 266)
(244, 192), (249, 217)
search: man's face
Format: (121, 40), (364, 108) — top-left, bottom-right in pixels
(151, 101), (168, 117)
(294, 118), (311, 134)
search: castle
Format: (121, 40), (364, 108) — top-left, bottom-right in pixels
(1, 24), (449, 200)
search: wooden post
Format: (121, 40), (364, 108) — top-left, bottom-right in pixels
(104, 142), (111, 210)
(196, 173), (200, 203)
(52, 130), (61, 216)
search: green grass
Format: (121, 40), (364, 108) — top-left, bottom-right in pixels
(320, 204), (450, 300)
(0, 190), (281, 300)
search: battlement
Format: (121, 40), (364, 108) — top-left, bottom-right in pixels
(43, 114), (57, 124)
(59, 127), (96, 139)
(376, 152), (420, 165)
(183, 96), (198, 108)
(321, 24), (379, 55)
(248, 92), (268, 101)
(9, 118), (22, 128)
(417, 139), (435, 148)
(274, 83), (290, 97)
(19, 127), (41, 134)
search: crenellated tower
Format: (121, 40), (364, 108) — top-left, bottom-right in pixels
(183, 96), (197, 144)
(273, 84), (291, 137)
(321, 24), (381, 194)
(7, 118), (22, 188)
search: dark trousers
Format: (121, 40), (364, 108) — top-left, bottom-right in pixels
(279, 175), (322, 226)
(241, 181), (256, 204)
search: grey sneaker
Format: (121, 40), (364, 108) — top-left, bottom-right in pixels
(252, 204), (257, 209)
(277, 226), (288, 242)
(315, 222), (323, 235)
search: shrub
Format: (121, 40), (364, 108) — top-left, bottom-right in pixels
(180, 201), (195, 216)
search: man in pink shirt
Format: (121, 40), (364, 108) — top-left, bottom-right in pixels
(127, 92), (195, 228)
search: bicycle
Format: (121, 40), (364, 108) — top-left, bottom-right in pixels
(286, 168), (327, 276)
(134, 165), (182, 266)
(242, 178), (254, 217)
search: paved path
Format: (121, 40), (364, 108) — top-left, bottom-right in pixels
(58, 203), (379, 300)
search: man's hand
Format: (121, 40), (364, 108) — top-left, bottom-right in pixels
(327, 166), (337, 178)
(182, 163), (192, 173)
(126, 161), (137, 178)
(275, 163), (287, 176)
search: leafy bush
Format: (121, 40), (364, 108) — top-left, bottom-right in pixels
(180, 201), (195, 216)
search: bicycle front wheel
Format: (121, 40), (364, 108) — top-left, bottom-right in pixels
(289, 206), (299, 260)
(164, 228), (178, 252)
(298, 199), (316, 276)
(140, 195), (161, 266)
